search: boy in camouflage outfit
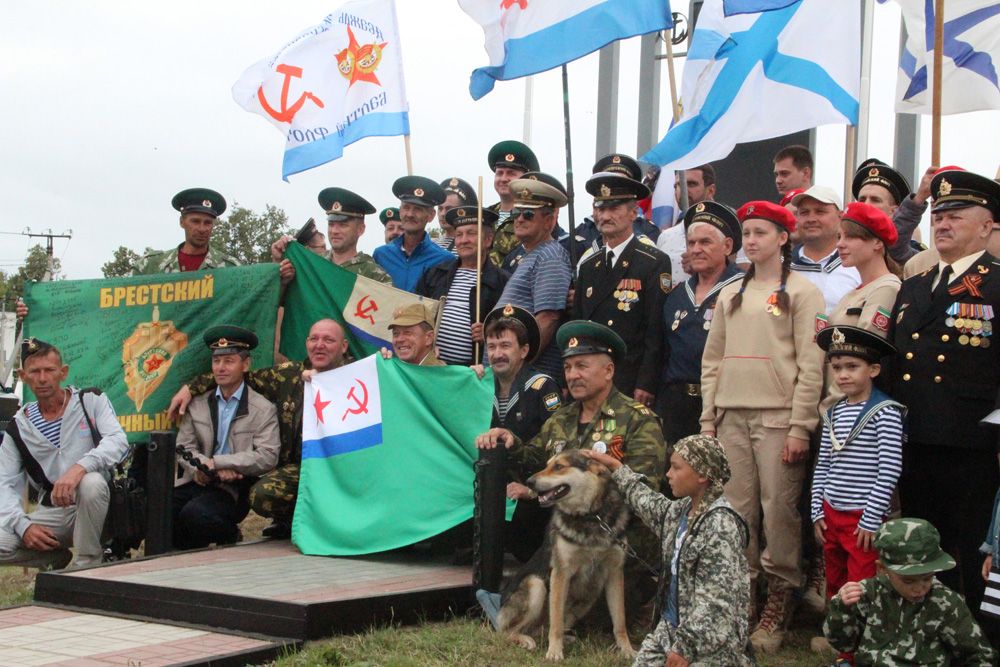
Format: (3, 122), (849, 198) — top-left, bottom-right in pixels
(825, 518), (996, 666)
(586, 435), (754, 666)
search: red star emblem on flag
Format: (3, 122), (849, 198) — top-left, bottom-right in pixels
(313, 390), (332, 424)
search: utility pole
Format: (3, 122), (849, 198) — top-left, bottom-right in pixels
(22, 228), (72, 281)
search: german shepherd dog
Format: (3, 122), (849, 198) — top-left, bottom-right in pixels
(495, 450), (634, 661)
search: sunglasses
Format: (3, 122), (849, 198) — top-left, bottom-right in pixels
(511, 207), (550, 221)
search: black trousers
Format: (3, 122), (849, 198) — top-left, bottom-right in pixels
(656, 383), (703, 447)
(900, 442), (999, 614)
(173, 481), (251, 551)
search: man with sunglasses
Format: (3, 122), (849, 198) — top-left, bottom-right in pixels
(494, 176), (572, 384)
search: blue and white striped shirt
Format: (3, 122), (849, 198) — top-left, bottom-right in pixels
(26, 403), (62, 449)
(810, 399), (904, 533)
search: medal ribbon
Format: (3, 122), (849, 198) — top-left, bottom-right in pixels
(948, 274), (983, 298)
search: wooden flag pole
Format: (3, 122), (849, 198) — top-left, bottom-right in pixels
(474, 177), (484, 363)
(931, 0), (945, 166)
(403, 135), (414, 176)
(665, 31), (688, 212)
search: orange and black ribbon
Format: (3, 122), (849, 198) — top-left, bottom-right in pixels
(948, 275), (984, 298)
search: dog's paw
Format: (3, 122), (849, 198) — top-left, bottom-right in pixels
(509, 634), (536, 650)
(616, 642), (637, 659)
(545, 645), (564, 661)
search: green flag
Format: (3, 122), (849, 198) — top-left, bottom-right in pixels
(24, 265), (280, 442)
(294, 355), (507, 555)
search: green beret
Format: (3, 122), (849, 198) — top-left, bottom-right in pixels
(556, 320), (626, 362)
(203, 325), (258, 356)
(393, 176), (446, 208)
(172, 188), (226, 218)
(379, 207), (400, 225)
(488, 140), (539, 173)
(318, 187), (376, 222)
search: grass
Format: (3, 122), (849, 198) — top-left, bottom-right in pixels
(0, 511), (836, 665)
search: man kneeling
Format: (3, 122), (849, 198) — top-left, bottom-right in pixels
(173, 326), (279, 550)
(0, 338), (128, 569)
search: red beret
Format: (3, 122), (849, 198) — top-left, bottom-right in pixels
(779, 188), (806, 208)
(737, 200), (796, 233)
(842, 202), (898, 246)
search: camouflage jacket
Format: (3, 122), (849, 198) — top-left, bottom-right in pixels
(332, 251), (393, 284)
(511, 387), (665, 482)
(188, 360), (348, 467)
(824, 574), (996, 666)
(614, 466), (753, 666)
(488, 203), (518, 267)
(133, 243), (241, 275)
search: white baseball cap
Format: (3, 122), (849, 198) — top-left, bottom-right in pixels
(791, 185), (843, 210)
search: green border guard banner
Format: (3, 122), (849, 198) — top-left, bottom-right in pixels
(23, 265), (280, 442)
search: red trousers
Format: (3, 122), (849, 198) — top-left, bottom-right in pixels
(823, 501), (879, 599)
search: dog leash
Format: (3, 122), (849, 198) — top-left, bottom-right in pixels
(593, 513), (660, 578)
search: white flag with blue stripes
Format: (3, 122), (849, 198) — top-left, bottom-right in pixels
(884, 0), (1000, 114)
(459, 0), (672, 100)
(232, 0), (409, 180)
(641, 0), (859, 170)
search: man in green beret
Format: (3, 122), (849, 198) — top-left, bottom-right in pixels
(173, 325), (280, 550)
(477, 320), (666, 605)
(486, 140), (540, 266)
(374, 176), (453, 292)
(271, 187), (391, 285)
(380, 207), (403, 244)
(825, 518), (995, 665)
(134, 188), (242, 275)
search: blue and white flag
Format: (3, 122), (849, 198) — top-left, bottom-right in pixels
(459, 0), (672, 100)
(641, 0), (859, 170)
(883, 0), (1000, 114)
(232, 0), (409, 180)
(650, 170), (681, 230)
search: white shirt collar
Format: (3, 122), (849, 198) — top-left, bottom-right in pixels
(605, 234), (634, 267)
(937, 250), (986, 284)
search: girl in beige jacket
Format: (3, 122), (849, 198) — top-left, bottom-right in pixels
(700, 200), (826, 654)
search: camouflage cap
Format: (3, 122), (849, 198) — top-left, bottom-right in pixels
(875, 518), (956, 575)
(673, 434), (731, 485)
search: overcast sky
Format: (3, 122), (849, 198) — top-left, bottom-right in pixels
(1, 1), (997, 280)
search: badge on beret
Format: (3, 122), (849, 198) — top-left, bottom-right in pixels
(869, 167), (880, 177)
(568, 337), (579, 348)
(385, 209), (394, 218)
(202, 199), (212, 207)
(832, 327), (846, 344)
(505, 153), (515, 162)
(216, 338), (230, 348)
(502, 304), (514, 316)
(696, 202), (705, 213)
(747, 204), (755, 215)
(414, 188), (424, 197)
(611, 156), (621, 164)
(449, 178), (458, 187)
(520, 188), (531, 198)
(331, 201), (343, 212)
(600, 184), (611, 197)
(457, 208), (466, 217)
(939, 179), (952, 196)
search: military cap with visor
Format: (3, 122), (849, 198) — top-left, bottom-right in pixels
(440, 177), (478, 206)
(930, 168), (1000, 218)
(557, 320), (626, 363)
(684, 201), (742, 252)
(393, 176), (446, 208)
(379, 207), (400, 225)
(295, 218), (322, 245)
(817, 324), (896, 363)
(874, 518), (956, 575)
(586, 172), (650, 208)
(483, 303), (541, 361)
(445, 206), (499, 229)
(737, 200), (797, 233)
(388, 301), (436, 329)
(842, 201), (898, 246)
(592, 153), (642, 181)
(20, 337), (56, 366)
(203, 325), (259, 357)
(318, 187), (376, 222)
(510, 175), (568, 209)
(172, 188), (226, 218)
(488, 140), (539, 173)
(852, 158), (911, 204)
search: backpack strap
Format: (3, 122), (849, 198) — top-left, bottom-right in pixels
(76, 387), (103, 448)
(4, 419), (55, 503)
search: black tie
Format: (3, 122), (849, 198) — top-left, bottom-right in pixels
(933, 264), (953, 300)
(605, 249), (614, 272)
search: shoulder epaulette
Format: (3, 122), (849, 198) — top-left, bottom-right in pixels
(637, 235), (657, 247)
(630, 402), (653, 416)
(633, 245), (660, 260)
(527, 373), (552, 391)
(579, 247), (600, 264)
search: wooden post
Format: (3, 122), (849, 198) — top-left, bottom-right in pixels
(403, 135), (414, 176)
(931, 0), (945, 166)
(665, 30), (688, 212)
(474, 177), (484, 363)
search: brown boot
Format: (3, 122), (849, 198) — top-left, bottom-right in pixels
(801, 554), (827, 614)
(750, 582), (796, 653)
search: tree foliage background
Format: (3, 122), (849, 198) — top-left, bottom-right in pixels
(0, 245), (59, 306)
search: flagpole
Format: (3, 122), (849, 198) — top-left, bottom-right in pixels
(403, 135), (414, 176)
(474, 177), (484, 363)
(665, 28), (688, 213)
(856, 0), (875, 165)
(931, 0), (945, 165)
(523, 77), (534, 145)
(844, 125), (858, 200)
(561, 64), (577, 267)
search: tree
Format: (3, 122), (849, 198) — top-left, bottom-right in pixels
(102, 246), (143, 278)
(211, 203), (293, 264)
(0, 245), (59, 303)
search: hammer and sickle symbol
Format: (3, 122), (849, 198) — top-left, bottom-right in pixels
(257, 63), (325, 123)
(354, 295), (378, 325)
(342, 379), (369, 421)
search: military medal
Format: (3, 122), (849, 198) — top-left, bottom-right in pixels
(592, 432), (602, 442)
(593, 442), (607, 454)
(766, 293), (781, 317)
(703, 308), (715, 331)
(959, 334), (970, 345)
(586, 286), (593, 298)
(971, 336), (982, 347)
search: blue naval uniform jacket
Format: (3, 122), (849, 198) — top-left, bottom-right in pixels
(660, 263), (744, 385)
(373, 232), (453, 292)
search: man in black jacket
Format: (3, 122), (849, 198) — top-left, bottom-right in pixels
(416, 207), (508, 365)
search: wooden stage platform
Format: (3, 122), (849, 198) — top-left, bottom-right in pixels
(4, 539), (476, 665)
